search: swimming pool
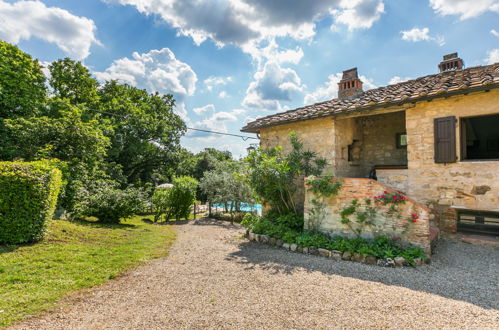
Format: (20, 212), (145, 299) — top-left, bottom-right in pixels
(212, 202), (262, 215)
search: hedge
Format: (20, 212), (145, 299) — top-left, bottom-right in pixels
(0, 161), (62, 244)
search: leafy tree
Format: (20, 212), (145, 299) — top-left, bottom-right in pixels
(0, 41), (47, 159)
(245, 132), (327, 215)
(4, 99), (110, 210)
(48, 58), (99, 107)
(98, 81), (186, 184)
(200, 160), (254, 223)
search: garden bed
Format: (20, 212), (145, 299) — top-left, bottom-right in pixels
(246, 230), (429, 267)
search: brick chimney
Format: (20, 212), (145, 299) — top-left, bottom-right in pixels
(438, 52), (464, 72)
(338, 67), (363, 99)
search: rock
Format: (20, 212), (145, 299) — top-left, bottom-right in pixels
(302, 247), (309, 254)
(365, 255), (377, 265)
(276, 239), (284, 247)
(394, 257), (406, 267)
(269, 237), (277, 245)
(248, 232), (256, 241)
(331, 250), (342, 260)
(296, 246), (303, 253)
(255, 234), (261, 242)
(245, 229), (250, 238)
(342, 251), (352, 260)
(260, 235), (269, 244)
(318, 248), (330, 257)
(282, 243), (290, 250)
(377, 258), (395, 267)
(308, 246), (319, 255)
(352, 253), (365, 263)
(290, 244), (298, 252)
(413, 257), (424, 266)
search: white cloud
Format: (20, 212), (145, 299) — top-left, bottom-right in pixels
(401, 27), (445, 46)
(94, 48), (197, 102)
(485, 49), (499, 64)
(0, 0), (99, 60)
(243, 61), (304, 111)
(204, 76), (232, 91)
(491, 29), (499, 37)
(188, 106), (244, 141)
(429, 0), (499, 20)
(242, 39), (304, 67)
(334, 0), (385, 30)
(304, 72), (377, 104)
(104, 0), (385, 50)
(193, 104), (215, 115)
(388, 76), (411, 85)
(218, 91), (228, 98)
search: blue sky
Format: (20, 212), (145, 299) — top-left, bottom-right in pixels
(1, 0), (498, 157)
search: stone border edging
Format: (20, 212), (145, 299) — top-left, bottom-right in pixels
(246, 231), (428, 267)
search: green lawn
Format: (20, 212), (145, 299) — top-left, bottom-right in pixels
(0, 215), (176, 328)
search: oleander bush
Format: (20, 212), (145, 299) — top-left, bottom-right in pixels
(0, 161), (62, 244)
(152, 176), (198, 221)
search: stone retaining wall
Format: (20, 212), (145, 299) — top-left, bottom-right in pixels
(304, 177), (433, 254)
(246, 231), (427, 267)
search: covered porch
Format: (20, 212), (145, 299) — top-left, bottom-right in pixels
(332, 110), (409, 193)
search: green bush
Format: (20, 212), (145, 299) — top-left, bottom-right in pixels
(152, 176), (198, 221)
(74, 181), (147, 223)
(0, 161), (62, 244)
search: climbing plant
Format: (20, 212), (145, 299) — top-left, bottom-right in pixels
(306, 175), (342, 232)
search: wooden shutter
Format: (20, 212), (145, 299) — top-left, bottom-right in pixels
(434, 116), (456, 163)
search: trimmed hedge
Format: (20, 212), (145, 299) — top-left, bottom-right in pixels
(0, 161), (62, 244)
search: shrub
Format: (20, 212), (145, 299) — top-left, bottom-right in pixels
(0, 161), (62, 244)
(74, 181), (147, 223)
(152, 176), (198, 221)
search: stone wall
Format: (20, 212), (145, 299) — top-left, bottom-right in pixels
(405, 89), (499, 232)
(376, 169), (408, 193)
(304, 177), (432, 254)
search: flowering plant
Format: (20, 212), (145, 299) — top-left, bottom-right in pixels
(374, 190), (406, 205)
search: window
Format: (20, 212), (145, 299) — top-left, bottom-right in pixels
(460, 114), (499, 160)
(396, 132), (407, 148)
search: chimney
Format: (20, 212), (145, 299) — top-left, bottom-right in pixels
(438, 52), (464, 72)
(338, 67), (363, 99)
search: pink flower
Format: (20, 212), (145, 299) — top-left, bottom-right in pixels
(412, 219), (417, 223)
(393, 196), (397, 200)
(384, 191), (387, 194)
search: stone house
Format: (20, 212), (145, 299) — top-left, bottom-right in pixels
(242, 53), (499, 253)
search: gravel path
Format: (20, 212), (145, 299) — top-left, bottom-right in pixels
(12, 218), (499, 329)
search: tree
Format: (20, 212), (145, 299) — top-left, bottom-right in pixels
(98, 81), (186, 184)
(48, 58), (99, 107)
(0, 41), (47, 159)
(200, 160), (254, 223)
(245, 132), (327, 215)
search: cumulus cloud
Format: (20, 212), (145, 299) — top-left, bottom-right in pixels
(103, 0), (385, 49)
(94, 48), (197, 102)
(193, 104), (215, 115)
(388, 76), (411, 85)
(304, 72), (377, 104)
(485, 49), (499, 64)
(401, 27), (444, 46)
(218, 91), (228, 99)
(204, 76), (232, 91)
(491, 29), (499, 37)
(0, 0), (99, 60)
(243, 61), (304, 111)
(188, 106), (245, 141)
(333, 0), (385, 30)
(429, 0), (499, 20)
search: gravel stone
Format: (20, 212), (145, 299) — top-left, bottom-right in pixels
(290, 244), (298, 252)
(308, 246), (318, 255)
(352, 253), (365, 263)
(12, 219), (499, 329)
(365, 255), (377, 265)
(282, 243), (290, 250)
(269, 237), (277, 245)
(301, 247), (308, 254)
(378, 258), (395, 267)
(260, 235), (269, 244)
(275, 239), (283, 247)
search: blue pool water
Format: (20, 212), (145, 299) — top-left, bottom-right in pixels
(212, 202), (262, 215)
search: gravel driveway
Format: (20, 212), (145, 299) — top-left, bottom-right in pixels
(12, 218), (499, 329)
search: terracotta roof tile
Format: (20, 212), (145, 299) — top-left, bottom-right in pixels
(241, 63), (499, 133)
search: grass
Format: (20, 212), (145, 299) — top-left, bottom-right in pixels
(0, 215), (176, 328)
